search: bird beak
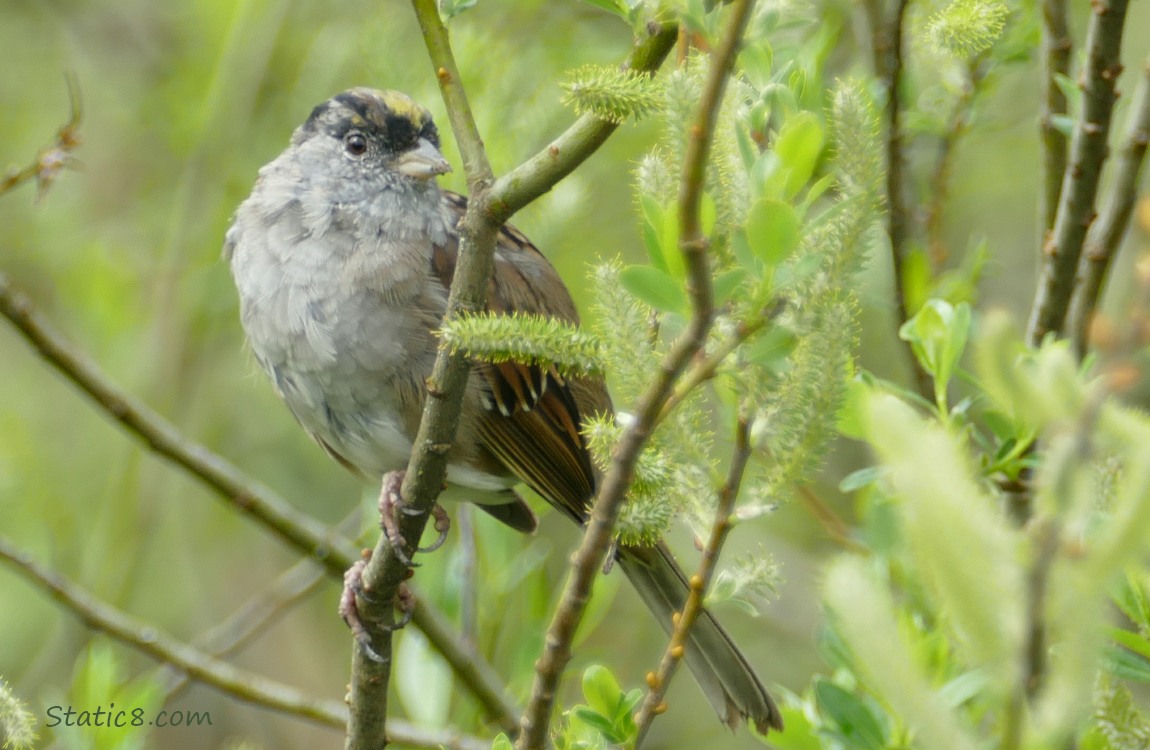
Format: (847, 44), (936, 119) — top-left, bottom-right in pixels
(395, 138), (452, 180)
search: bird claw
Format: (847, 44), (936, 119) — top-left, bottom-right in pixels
(377, 470), (451, 562)
(417, 503), (451, 553)
(339, 553), (417, 662)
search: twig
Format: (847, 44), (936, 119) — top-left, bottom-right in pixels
(632, 417), (753, 745)
(1040, 0), (1072, 234)
(925, 56), (989, 268)
(515, 2), (757, 747)
(346, 7), (679, 749)
(158, 512), (364, 698)
(488, 23), (679, 223)
(345, 5), (500, 746)
(0, 538), (491, 750)
(0, 74), (82, 201)
(658, 317), (767, 423)
(0, 272), (519, 730)
(1026, 0), (1130, 346)
(882, 0), (933, 401)
(1068, 55), (1150, 357)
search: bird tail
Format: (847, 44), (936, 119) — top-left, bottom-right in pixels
(616, 542), (783, 735)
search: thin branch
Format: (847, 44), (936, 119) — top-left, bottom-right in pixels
(0, 272), (519, 729)
(925, 56), (989, 268)
(632, 417), (753, 745)
(157, 511), (364, 698)
(0, 74), (82, 201)
(1040, 0), (1072, 234)
(347, 7), (679, 749)
(1068, 55), (1150, 357)
(0, 539), (489, 750)
(488, 23), (679, 223)
(883, 0), (933, 401)
(515, 2), (757, 747)
(1026, 0), (1130, 346)
(344, 0), (505, 745)
(658, 317), (767, 424)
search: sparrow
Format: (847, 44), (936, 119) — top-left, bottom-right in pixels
(224, 87), (782, 734)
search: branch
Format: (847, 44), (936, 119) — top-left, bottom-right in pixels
(515, 2), (757, 746)
(632, 417), (753, 745)
(925, 56), (989, 268)
(346, 8), (679, 749)
(0, 74), (82, 201)
(157, 515), (364, 698)
(0, 538), (491, 750)
(1026, 0), (1130, 346)
(882, 0), (933, 401)
(488, 23), (679, 222)
(1068, 55), (1150, 357)
(0, 272), (518, 730)
(1040, 0), (1072, 234)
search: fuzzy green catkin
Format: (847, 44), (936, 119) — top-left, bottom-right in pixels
(1095, 678), (1150, 750)
(824, 560), (981, 750)
(0, 678), (37, 750)
(561, 65), (661, 124)
(437, 312), (604, 378)
(863, 393), (1025, 694)
(928, 0), (1009, 58)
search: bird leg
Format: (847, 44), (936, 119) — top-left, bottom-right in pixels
(377, 470), (451, 564)
(339, 551), (416, 663)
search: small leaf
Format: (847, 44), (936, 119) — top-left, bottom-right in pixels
(746, 199), (801, 266)
(582, 665), (622, 718)
(620, 265), (687, 313)
(839, 465), (884, 493)
(491, 733), (514, 750)
(768, 111), (825, 200)
(714, 267), (748, 304)
(813, 679), (887, 750)
(1103, 644), (1150, 684)
(745, 326), (797, 368)
(570, 705), (621, 742)
(439, 0), (478, 20)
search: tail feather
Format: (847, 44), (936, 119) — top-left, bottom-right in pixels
(617, 542), (783, 735)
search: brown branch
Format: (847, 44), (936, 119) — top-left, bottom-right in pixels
(344, 3), (501, 745)
(632, 417), (753, 745)
(882, 0), (933, 401)
(347, 7), (679, 749)
(0, 539), (490, 750)
(157, 512), (364, 699)
(488, 23), (679, 223)
(1068, 55), (1150, 357)
(1026, 0), (1131, 346)
(0, 272), (519, 730)
(514, 1), (757, 747)
(1040, 0), (1072, 234)
(925, 56), (989, 268)
(0, 74), (82, 201)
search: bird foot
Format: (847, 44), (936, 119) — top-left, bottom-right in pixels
(377, 470), (450, 565)
(339, 551), (416, 663)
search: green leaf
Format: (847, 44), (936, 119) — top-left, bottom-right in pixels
(492, 734), (514, 750)
(570, 705), (621, 743)
(813, 679), (887, 750)
(439, 0), (478, 20)
(714, 267), (748, 304)
(746, 199), (801, 266)
(768, 111), (825, 200)
(898, 299), (972, 395)
(1103, 644), (1150, 684)
(839, 465), (884, 493)
(745, 326), (797, 369)
(582, 665), (622, 718)
(620, 265), (687, 314)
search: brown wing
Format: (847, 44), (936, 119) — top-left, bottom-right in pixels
(434, 191), (612, 524)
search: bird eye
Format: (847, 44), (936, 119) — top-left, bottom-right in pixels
(344, 132), (367, 156)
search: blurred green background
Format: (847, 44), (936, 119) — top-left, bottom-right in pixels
(1, 0), (1148, 748)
